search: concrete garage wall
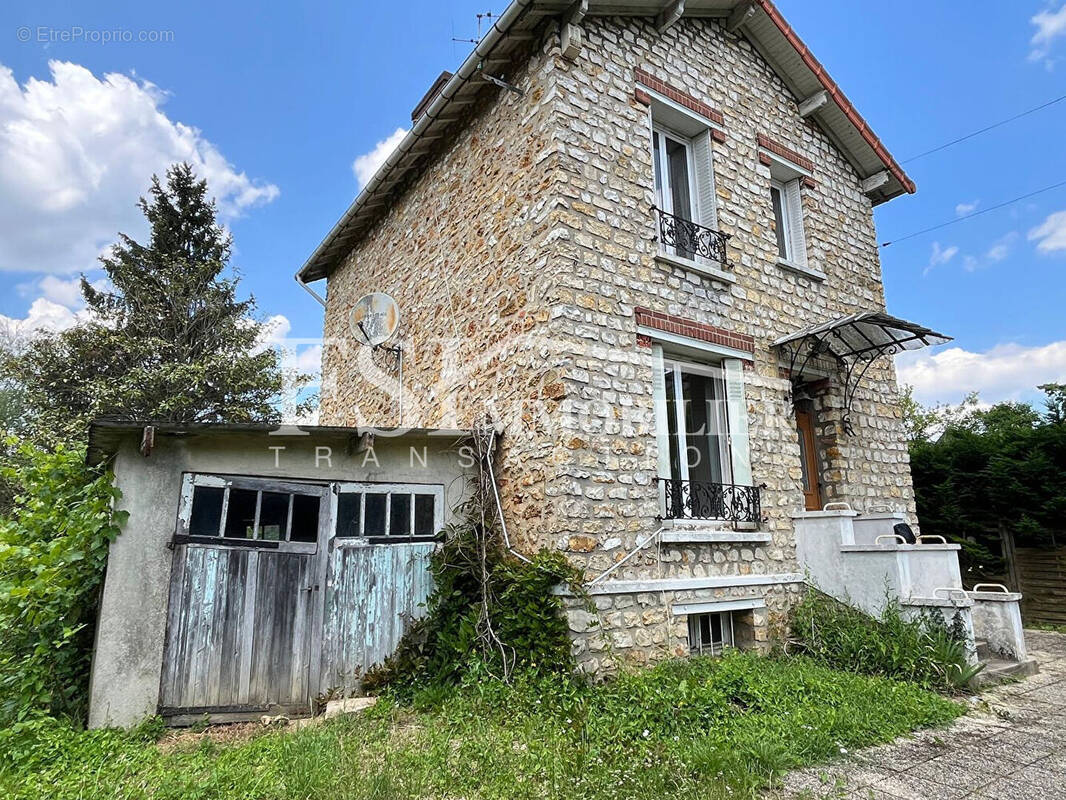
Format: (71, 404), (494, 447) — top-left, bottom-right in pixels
(88, 428), (476, 729)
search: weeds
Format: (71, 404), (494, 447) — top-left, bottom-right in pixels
(0, 651), (962, 800)
(787, 591), (982, 691)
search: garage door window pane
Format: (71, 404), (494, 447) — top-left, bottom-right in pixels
(289, 494), (320, 542)
(259, 492), (290, 541)
(414, 494), (436, 536)
(224, 488), (258, 539)
(189, 486), (225, 536)
(364, 494), (387, 536)
(336, 493), (362, 538)
(389, 494), (411, 536)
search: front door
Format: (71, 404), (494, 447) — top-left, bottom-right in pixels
(795, 408), (823, 511)
(159, 476), (330, 719)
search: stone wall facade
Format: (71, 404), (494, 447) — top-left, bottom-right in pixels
(320, 16), (918, 671)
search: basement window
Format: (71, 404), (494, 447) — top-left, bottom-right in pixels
(688, 611), (734, 656)
(335, 483), (445, 541)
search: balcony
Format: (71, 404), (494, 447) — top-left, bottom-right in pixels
(654, 207), (732, 269)
(658, 478), (761, 525)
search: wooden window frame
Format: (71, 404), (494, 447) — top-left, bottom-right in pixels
(175, 473), (329, 554)
(334, 482), (445, 545)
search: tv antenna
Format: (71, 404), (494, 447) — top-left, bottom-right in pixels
(452, 11), (495, 44)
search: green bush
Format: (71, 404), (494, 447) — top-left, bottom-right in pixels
(0, 440), (126, 723)
(787, 591), (981, 690)
(363, 505), (582, 693)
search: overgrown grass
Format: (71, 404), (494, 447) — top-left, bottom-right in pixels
(1, 652), (962, 799)
(788, 590), (983, 690)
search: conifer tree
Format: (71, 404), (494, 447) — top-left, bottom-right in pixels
(5, 163), (292, 442)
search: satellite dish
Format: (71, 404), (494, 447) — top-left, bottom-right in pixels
(349, 293), (400, 347)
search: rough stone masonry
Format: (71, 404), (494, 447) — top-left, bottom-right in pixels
(318, 14), (916, 672)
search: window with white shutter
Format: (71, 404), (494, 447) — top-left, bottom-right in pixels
(769, 177), (807, 267)
(641, 87), (725, 272)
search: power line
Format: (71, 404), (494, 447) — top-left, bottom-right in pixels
(880, 178), (1066, 248)
(902, 92), (1066, 164)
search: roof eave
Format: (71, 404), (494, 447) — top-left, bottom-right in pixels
(298, 0), (914, 283)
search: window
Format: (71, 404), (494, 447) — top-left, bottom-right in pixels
(688, 611), (734, 656)
(642, 90), (721, 267)
(661, 358), (733, 490)
(184, 477), (324, 544)
(764, 158), (808, 269)
(335, 484), (444, 540)
(770, 180), (791, 260)
(653, 129), (696, 229)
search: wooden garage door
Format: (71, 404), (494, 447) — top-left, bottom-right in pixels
(159, 476), (330, 719)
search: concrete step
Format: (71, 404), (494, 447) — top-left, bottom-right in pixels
(974, 656), (1039, 687)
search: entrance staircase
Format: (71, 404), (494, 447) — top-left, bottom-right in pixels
(793, 506), (1037, 683)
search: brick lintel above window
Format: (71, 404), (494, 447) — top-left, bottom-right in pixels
(635, 307), (755, 356)
(756, 133), (817, 188)
(634, 68), (725, 126)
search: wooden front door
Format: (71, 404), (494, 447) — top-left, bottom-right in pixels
(159, 477), (330, 720)
(795, 409), (823, 511)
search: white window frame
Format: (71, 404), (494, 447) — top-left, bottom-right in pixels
(770, 178), (793, 261)
(652, 124), (699, 225)
(643, 90), (725, 276)
(661, 356), (734, 488)
(334, 482), (445, 542)
(763, 151), (813, 275)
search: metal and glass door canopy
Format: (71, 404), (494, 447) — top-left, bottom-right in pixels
(773, 310), (951, 365)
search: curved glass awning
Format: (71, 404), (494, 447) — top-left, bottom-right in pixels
(773, 310), (951, 435)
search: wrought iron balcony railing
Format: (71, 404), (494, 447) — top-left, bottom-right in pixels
(658, 478), (762, 524)
(654, 207), (732, 267)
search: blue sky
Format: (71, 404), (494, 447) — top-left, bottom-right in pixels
(1, 0), (1065, 409)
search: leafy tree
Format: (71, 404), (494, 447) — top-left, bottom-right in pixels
(899, 384), (979, 443)
(907, 384), (1066, 581)
(5, 163), (297, 444)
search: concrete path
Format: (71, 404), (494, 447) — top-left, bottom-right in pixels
(772, 630), (1066, 800)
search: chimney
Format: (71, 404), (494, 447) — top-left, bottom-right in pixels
(411, 71), (454, 123)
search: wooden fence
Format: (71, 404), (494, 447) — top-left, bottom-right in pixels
(1003, 533), (1066, 626)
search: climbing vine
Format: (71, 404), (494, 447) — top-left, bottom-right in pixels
(363, 431), (585, 692)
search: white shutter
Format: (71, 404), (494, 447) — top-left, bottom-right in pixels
(691, 130), (718, 233)
(651, 345), (672, 512)
(785, 178), (807, 267)
(723, 358), (752, 487)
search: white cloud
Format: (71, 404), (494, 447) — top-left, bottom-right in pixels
(897, 340), (1066, 406)
(923, 241), (958, 275)
(0, 60), (279, 274)
(1030, 4), (1066, 65)
(351, 127), (408, 189)
(955, 200), (979, 217)
(985, 246), (1006, 262)
(0, 297), (88, 335)
(38, 275), (85, 307)
(1029, 210), (1066, 253)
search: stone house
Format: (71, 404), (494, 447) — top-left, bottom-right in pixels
(297, 0), (951, 671)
